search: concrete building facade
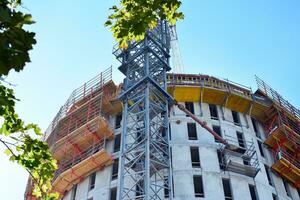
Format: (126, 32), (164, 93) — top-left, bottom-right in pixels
(60, 101), (300, 200)
(25, 69), (300, 200)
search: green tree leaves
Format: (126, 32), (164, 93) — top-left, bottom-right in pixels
(0, 0), (36, 76)
(0, 0), (58, 199)
(0, 83), (59, 199)
(105, 0), (184, 48)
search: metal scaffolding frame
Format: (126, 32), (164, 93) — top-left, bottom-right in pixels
(256, 77), (300, 188)
(25, 67), (118, 199)
(218, 134), (260, 178)
(114, 20), (173, 200)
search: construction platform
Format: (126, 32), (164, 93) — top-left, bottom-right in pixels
(264, 123), (300, 152)
(219, 135), (260, 178)
(51, 116), (113, 160)
(256, 77), (300, 189)
(34, 67), (118, 199)
(272, 151), (300, 188)
(52, 142), (113, 194)
(167, 73), (270, 121)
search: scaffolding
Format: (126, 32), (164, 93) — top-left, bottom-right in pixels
(114, 20), (173, 200)
(167, 73), (270, 121)
(218, 135), (260, 178)
(25, 67), (122, 199)
(256, 77), (300, 188)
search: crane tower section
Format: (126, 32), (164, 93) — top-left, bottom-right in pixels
(170, 25), (184, 73)
(113, 20), (173, 200)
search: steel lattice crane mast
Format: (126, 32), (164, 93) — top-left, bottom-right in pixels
(114, 20), (230, 200)
(114, 20), (173, 200)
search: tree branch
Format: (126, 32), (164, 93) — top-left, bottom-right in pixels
(0, 138), (46, 197)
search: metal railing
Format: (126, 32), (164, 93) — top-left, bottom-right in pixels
(44, 67), (112, 141)
(219, 134), (260, 173)
(46, 93), (104, 147)
(53, 140), (105, 181)
(275, 148), (300, 170)
(167, 73), (252, 99)
(265, 112), (300, 149)
(256, 75), (300, 121)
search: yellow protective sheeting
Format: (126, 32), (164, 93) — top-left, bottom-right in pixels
(53, 149), (113, 194)
(168, 85), (269, 119)
(272, 158), (300, 188)
(51, 116), (113, 160)
(264, 124), (299, 152)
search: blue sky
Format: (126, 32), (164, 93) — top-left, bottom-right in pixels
(1, 0), (300, 199)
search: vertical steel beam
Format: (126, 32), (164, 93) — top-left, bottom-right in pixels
(114, 20), (172, 200)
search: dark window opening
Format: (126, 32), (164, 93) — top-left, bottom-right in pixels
(169, 124), (172, 140)
(222, 179), (233, 200)
(209, 104), (219, 120)
(193, 175), (204, 197)
(257, 141), (265, 157)
(218, 151), (225, 170)
(89, 172), (96, 191)
(161, 126), (167, 138)
(187, 123), (197, 140)
(114, 134), (121, 152)
(71, 185), (77, 200)
(236, 131), (245, 148)
(190, 147), (201, 168)
(251, 117), (260, 137)
(136, 181), (144, 199)
(232, 111), (241, 125)
(243, 158), (250, 166)
(110, 187), (117, 200)
(112, 158), (119, 180)
(264, 165), (273, 186)
(115, 113), (122, 128)
(164, 176), (169, 198)
(170, 147), (173, 166)
(249, 184), (258, 200)
(137, 127), (143, 143)
(172, 176), (175, 198)
(213, 125), (222, 142)
(283, 180), (291, 197)
(185, 102), (195, 116)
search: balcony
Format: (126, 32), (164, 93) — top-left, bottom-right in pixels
(219, 136), (260, 178)
(52, 141), (113, 193)
(51, 116), (113, 160)
(264, 121), (300, 152)
(166, 73), (269, 121)
(271, 150), (300, 188)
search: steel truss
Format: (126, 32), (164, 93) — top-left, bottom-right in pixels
(114, 20), (173, 200)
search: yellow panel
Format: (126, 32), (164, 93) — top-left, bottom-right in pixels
(264, 125), (297, 152)
(203, 88), (227, 105)
(51, 117), (113, 160)
(167, 85), (271, 123)
(169, 86), (200, 102)
(53, 150), (113, 194)
(227, 95), (251, 113)
(272, 158), (300, 188)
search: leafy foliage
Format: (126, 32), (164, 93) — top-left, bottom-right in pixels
(0, 84), (59, 199)
(105, 0), (184, 48)
(0, 0), (58, 199)
(0, 0), (36, 76)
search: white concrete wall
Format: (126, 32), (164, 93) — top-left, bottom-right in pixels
(61, 102), (300, 200)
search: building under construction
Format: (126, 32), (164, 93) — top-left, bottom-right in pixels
(25, 22), (300, 200)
